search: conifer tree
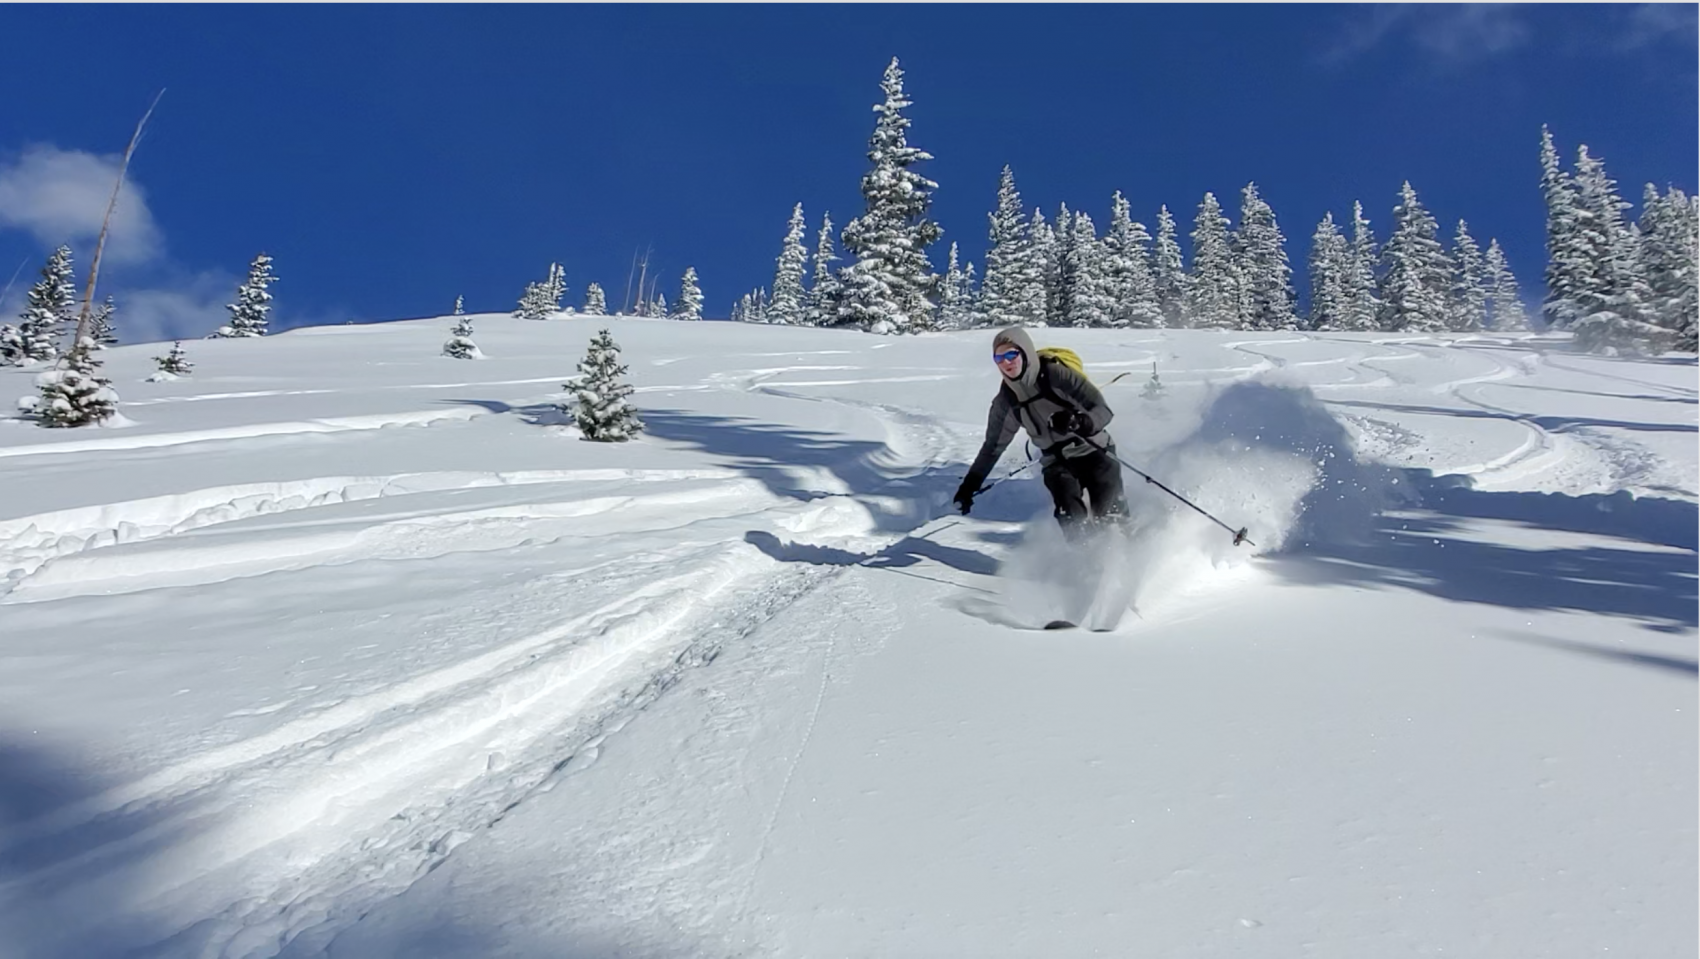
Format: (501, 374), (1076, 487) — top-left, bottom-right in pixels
(1152, 205), (1188, 328)
(1569, 146), (1665, 353)
(770, 203), (809, 325)
(1062, 212), (1114, 327)
(443, 299), (480, 359)
(1103, 192), (1162, 328)
(1140, 362), (1166, 401)
(514, 263), (564, 320)
(1449, 220), (1487, 332)
(1307, 212), (1351, 331)
(13, 246), (75, 362)
(1378, 182), (1450, 332)
(981, 166), (1042, 327)
(938, 243), (972, 330)
(650, 291), (668, 319)
(1638, 185), (1698, 350)
(1027, 209), (1056, 326)
(1233, 183), (1297, 330)
(1483, 239), (1530, 332)
(23, 337), (117, 427)
(836, 58), (942, 333)
(1187, 193), (1239, 329)
(1046, 204), (1075, 326)
(89, 295), (118, 348)
(568, 328), (643, 441)
(154, 340), (193, 376)
(584, 282), (608, 316)
(1343, 201), (1381, 332)
(805, 212), (841, 326)
(546, 262), (566, 314)
(217, 252), (279, 337)
(0, 325), (23, 366)
(1539, 126), (1589, 331)
(673, 267), (704, 321)
(962, 261), (986, 328)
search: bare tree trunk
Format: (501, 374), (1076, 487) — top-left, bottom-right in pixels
(73, 90), (164, 349)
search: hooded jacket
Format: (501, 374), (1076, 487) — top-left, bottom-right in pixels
(961, 326), (1116, 492)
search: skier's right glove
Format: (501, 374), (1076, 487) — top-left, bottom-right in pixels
(952, 480), (976, 516)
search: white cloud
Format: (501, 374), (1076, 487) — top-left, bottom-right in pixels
(1323, 4), (1531, 68)
(113, 273), (238, 345)
(1614, 3), (1698, 52)
(0, 144), (163, 266)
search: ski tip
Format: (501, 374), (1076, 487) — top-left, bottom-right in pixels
(1043, 620), (1077, 630)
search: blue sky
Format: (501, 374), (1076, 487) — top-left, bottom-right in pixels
(0, 4), (1694, 342)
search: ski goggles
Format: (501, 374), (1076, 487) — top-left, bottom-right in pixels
(993, 349), (1022, 363)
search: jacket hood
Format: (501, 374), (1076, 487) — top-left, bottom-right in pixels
(993, 326), (1040, 390)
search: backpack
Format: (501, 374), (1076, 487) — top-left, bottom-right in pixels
(1036, 346), (1087, 382)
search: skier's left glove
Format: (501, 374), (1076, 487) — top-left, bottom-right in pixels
(952, 479), (977, 515)
(1048, 409), (1088, 436)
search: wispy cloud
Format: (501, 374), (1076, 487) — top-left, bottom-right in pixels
(0, 145), (163, 266)
(1323, 4), (1531, 69)
(117, 273), (239, 345)
(1613, 3), (1698, 53)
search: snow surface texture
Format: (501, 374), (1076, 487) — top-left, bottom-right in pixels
(0, 317), (1693, 958)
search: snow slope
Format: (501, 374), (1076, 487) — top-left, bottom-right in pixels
(0, 315), (1692, 958)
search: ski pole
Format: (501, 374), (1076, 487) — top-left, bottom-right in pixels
(1073, 432), (1254, 547)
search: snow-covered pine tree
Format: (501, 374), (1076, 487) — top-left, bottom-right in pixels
(804, 212), (841, 326)
(981, 166), (1043, 327)
(1449, 220), (1487, 333)
(1483, 239), (1530, 332)
(769, 203), (809, 326)
(453, 295), (465, 316)
(546, 262), (566, 314)
(515, 282), (545, 319)
(24, 337), (117, 427)
(1187, 193), (1239, 330)
(1102, 192), (1162, 329)
(1141, 361), (1166, 400)
(1152, 205), (1188, 328)
(569, 328), (643, 441)
(736, 288), (768, 324)
(962, 261), (987, 328)
(673, 267), (704, 321)
(1027, 209), (1056, 327)
(730, 296), (745, 324)
(651, 291), (668, 319)
(1343, 201), (1381, 332)
(12, 246), (76, 362)
(1378, 182), (1450, 332)
(0, 325), (24, 366)
(583, 282), (608, 316)
(89, 295), (118, 348)
(1638, 184), (1698, 351)
(1046, 204), (1075, 327)
(938, 243), (972, 330)
(1307, 212), (1351, 331)
(1233, 183), (1297, 330)
(216, 252), (279, 337)
(443, 307), (479, 359)
(1539, 126), (1590, 332)
(835, 58), (942, 334)
(1569, 146), (1665, 354)
(154, 340), (193, 375)
(1062, 212), (1114, 328)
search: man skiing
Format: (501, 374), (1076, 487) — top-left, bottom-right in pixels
(953, 326), (1129, 538)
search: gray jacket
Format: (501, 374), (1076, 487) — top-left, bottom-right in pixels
(962, 327), (1115, 492)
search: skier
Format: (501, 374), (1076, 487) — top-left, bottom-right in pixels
(952, 327), (1129, 538)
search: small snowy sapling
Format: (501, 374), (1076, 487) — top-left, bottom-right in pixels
(154, 340), (193, 376)
(568, 328), (643, 441)
(443, 297), (481, 359)
(216, 253), (279, 337)
(21, 337), (119, 427)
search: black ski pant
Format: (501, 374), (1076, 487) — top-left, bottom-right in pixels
(1042, 446), (1129, 540)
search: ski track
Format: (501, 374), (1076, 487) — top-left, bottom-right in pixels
(0, 468), (745, 589)
(0, 368), (967, 958)
(0, 408), (492, 460)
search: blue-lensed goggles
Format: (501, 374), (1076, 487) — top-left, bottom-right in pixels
(993, 349), (1022, 363)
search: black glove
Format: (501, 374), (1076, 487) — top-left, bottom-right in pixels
(952, 480), (977, 515)
(1048, 409), (1088, 436)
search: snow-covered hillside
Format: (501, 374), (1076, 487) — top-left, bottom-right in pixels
(0, 315), (1693, 958)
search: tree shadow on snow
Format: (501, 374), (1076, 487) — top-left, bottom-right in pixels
(0, 735), (191, 958)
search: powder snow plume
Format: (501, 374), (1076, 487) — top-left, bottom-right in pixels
(996, 380), (1409, 625)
